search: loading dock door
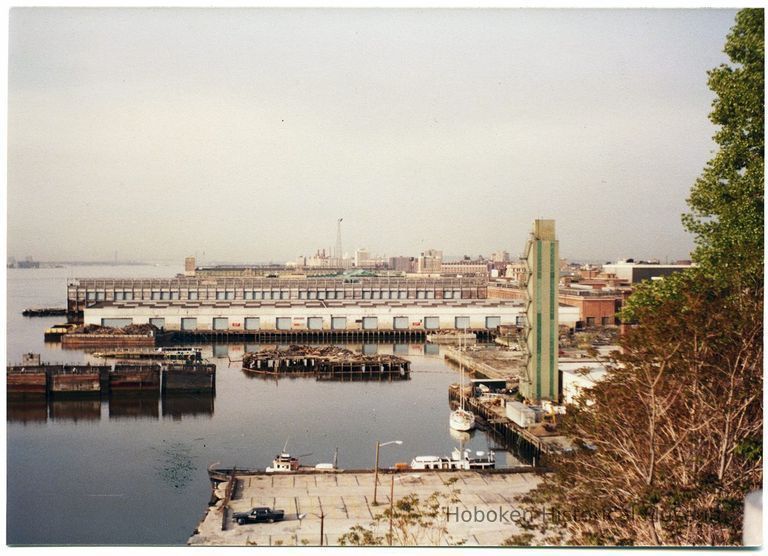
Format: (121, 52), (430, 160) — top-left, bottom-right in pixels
(181, 318), (197, 331)
(331, 317), (347, 330)
(455, 316), (470, 330)
(393, 316), (409, 330)
(102, 318), (133, 328)
(276, 317), (291, 330)
(485, 316), (501, 329)
(149, 318), (165, 329)
(245, 317), (260, 330)
(213, 317), (229, 330)
(424, 316), (439, 330)
(362, 317), (378, 330)
(308, 317), (323, 330)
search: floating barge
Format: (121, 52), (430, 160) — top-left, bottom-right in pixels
(23, 307), (68, 317)
(7, 359), (216, 397)
(92, 347), (203, 362)
(426, 331), (477, 344)
(241, 345), (410, 381)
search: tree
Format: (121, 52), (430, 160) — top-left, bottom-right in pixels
(682, 8), (764, 296)
(510, 10), (764, 546)
(509, 272), (762, 545)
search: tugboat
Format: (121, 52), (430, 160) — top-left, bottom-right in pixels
(265, 441), (337, 473)
(266, 452), (300, 473)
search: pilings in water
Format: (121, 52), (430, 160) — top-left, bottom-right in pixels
(448, 387), (542, 463)
(169, 329), (429, 344)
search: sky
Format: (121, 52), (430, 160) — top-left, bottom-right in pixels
(7, 8), (739, 264)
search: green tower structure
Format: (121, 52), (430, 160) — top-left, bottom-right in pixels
(520, 219), (559, 402)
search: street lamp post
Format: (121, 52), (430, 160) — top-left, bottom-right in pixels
(389, 474), (395, 545)
(297, 511), (325, 546)
(372, 440), (402, 505)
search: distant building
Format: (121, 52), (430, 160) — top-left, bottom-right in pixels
(504, 260), (527, 286)
(417, 249), (443, 273)
(16, 257), (40, 269)
(602, 260), (692, 283)
(354, 248), (370, 268)
(440, 261), (488, 276)
(491, 250), (510, 263)
(389, 256), (416, 273)
(184, 256), (196, 277)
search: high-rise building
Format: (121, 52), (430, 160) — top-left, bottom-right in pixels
(520, 219), (559, 402)
(491, 250), (510, 263)
(354, 248), (370, 267)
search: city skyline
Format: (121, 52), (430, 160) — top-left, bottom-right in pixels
(8, 8), (737, 263)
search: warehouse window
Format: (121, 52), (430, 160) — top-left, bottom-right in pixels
(331, 317), (347, 330)
(362, 316), (378, 330)
(308, 317), (323, 330)
(424, 316), (439, 330)
(181, 318), (197, 331)
(393, 316), (409, 330)
(213, 317), (229, 330)
(245, 317), (260, 330)
(276, 317), (291, 330)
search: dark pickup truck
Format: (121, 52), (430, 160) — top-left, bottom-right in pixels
(233, 507), (285, 525)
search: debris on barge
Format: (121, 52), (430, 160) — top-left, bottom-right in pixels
(241, 345), (410, 381)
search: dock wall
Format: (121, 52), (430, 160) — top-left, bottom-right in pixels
(7, 363), (216, 398)
(62, 334), (156, 349)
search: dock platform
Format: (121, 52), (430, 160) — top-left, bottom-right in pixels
(189, 468), (540, 546)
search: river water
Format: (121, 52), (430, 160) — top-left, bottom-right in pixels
(5, 264), (524, 545)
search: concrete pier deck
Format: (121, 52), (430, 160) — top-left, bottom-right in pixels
(189, 470), (540, 546)
(443, 346), (525, 381)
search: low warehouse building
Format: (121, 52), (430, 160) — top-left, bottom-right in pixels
(84, 299), (580, 332)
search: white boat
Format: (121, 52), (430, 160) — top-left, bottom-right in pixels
(266, 445), (338, 473)
(410, 448), (495, 471)
(450, 331), (476, 431)
(450, 408), (476, 431)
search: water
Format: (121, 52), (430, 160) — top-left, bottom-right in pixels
(6, 265), (523, 545)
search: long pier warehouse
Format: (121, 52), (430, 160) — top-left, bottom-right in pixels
(66, 277), (489, 314)
(81, 298), (579, 332)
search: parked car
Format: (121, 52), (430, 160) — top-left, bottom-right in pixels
(232, 507), (285, 525)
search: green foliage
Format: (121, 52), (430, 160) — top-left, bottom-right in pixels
(337, 486), (464, 546)
(682, 8), (764, 292)
(337, 525), (385, 546)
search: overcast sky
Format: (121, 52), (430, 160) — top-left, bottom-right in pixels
(8, 8), (738, 264)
